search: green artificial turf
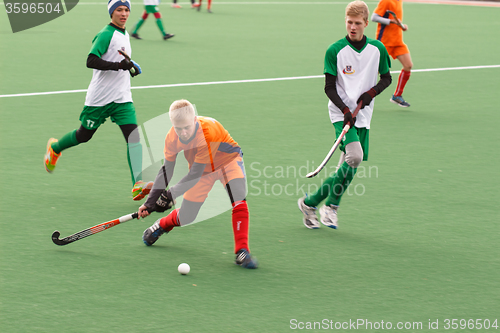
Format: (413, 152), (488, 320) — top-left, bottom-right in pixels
(1, 1), (499, 332)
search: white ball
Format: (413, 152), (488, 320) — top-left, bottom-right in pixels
(178, 263), (190, 275)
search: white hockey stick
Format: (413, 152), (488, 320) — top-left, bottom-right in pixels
(306, 101), (363, 178)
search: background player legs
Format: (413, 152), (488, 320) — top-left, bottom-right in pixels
(196, 0), (213, 12)
(131, 11), (149, 39)
(394, 52), (413, 97)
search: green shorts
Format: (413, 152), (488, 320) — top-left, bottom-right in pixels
(333, 122), (370, 161)
(79, 102), (136, 130)
(145, 5), (160, 14)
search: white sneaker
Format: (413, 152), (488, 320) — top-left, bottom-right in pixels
(319, 205), (338, 229)
(298, 197), (320, 229)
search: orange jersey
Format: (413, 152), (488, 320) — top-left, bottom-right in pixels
(164, 116), (241, 174)
(374, 0), (404, 47)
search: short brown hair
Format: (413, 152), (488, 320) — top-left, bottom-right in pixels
(345, 1), (369, 22)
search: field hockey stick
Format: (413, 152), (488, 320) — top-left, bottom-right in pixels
(52, 208), (153, 246)
(306, 101), (362, 178)
(117, 49), (136, 75)
(386, 10), (407, 31)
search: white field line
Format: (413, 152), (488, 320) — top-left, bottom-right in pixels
(1, 64), (499, 99)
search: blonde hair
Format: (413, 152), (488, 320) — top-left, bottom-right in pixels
(345, 1), (369, 22)
(169, 99), (196, 122)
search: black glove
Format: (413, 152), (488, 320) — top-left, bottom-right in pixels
(154, 190), (175, 213)
(118, 59), (134, 70)
(356, 88), (377, 109)
(342, 107), (356, 128)
(118, 59), (142, 77)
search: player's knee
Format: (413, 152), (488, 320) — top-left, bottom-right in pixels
(154, 12), (161, 19)
(75, 126), (96, 143)
(345, 142), (363, 168)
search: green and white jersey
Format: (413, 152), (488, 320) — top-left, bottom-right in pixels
(143, 0), (160, 6)
(85, 24), (132, 107)
(324, 37), (390, 129)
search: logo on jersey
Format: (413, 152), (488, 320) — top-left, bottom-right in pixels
(343, 66), (355, 75)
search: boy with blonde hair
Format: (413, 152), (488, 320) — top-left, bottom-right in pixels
(138, 100), (258, 269)
(298, 1), (392, 230)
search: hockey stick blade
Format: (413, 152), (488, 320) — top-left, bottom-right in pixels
(306, 101), (363, 178)
(117, 49), (136, 74)
(52, 212), (140, 246)
(117, 49), (131, 61)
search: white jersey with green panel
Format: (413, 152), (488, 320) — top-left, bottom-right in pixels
(324, 37), (390, 129)
(85, 24), (132, 107)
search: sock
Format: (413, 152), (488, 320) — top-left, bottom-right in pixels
(304, 175), (335, 207)
(394, 69), (411, 96)
(232, 200), (249, 253)
(155, 19), (166, 35)
(159, 208), (180, 232)
(132, 18), (145, 34)
(207, 0), (212, 9)
(127, 141), (143, 184)
(51, 130), (79, 154)
(325, 161), (357, 206)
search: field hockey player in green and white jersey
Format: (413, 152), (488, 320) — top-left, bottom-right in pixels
(298, 1), (392, 230)
(44, 0), (154, 202)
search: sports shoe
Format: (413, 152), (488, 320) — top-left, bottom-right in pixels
(132, 181), (154, 201)
(44, 138), (61, 173)
(298, 196), (320, 229)
(235, 249), (258, 269)
(163, 33), (175, 40)
(319, 204), (339, 229)
(390, 95), (410, 107)
(171, 3), (181, 8)
(131, 33), (142, 40)
(143, 219), (167, 246)
(207, 9), (212, 13)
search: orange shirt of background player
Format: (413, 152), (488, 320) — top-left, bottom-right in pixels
(374, 0), (404, 47)
(163, 116), (241, 174)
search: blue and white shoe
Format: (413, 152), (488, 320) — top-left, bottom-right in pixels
(143, 219), (166, 246)
(319, 204), (339, 229)
(298, 196), (320, 229)
(390, 95), (410, 107)
(235, 249), (258, 269)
